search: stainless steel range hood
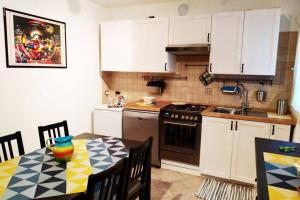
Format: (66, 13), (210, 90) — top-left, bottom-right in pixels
(166, 44), (210, 55)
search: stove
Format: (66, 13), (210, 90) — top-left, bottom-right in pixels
(159, 104), (207, 165)
(161, 104), (207, 123)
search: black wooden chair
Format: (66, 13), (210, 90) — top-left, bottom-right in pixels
(85, 159), (126, 200)
(38, 120), (69, 148)
(123, 137), (153, 200)
(0, 131), (25, 162)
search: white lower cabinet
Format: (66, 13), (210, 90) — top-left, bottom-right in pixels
(200, 116), (291, 184)
(93, 106), (122, 138)
(200, 117), (233, 179)
(269, 124), (291, 142)
(230, 120), (269, 184)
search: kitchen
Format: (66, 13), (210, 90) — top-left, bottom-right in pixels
(0, 0), (300, 200)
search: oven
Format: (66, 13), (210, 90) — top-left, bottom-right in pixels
(159, 113), (202, 166)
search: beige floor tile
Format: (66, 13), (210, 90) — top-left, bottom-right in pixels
(151, 168), (203, 200)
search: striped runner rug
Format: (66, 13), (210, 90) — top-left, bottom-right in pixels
(195, 178), (255, 200)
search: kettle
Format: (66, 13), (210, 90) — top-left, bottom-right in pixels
(46, 136), (74, 162)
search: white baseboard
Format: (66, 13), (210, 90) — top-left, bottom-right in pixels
(161, 159), (201, 176)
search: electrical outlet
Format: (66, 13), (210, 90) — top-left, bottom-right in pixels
(205, 88), (212, 95)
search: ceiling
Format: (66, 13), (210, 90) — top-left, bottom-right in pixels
(93, 0), (176, 7)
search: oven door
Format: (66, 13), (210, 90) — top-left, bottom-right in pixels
(160, 119), (201, 165)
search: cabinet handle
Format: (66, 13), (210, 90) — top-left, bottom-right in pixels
(164, 63), (167, 71)
(209, 63), (212, 72)
(272, 125), (275, 135)
(235, 121), (238, 131)
(241, 63), (244, 73)
(207, 33), (210, 43)
(230, 121), (233, 131)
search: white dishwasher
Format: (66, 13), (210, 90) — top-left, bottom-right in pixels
(93, 105), (123, 138)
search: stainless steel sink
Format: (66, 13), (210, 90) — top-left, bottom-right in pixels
(213, 107), (241, 115)
(212, 107), (267, 118)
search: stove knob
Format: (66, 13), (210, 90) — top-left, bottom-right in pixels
(181, 115), (185, 120)
(175, 114), (179, 119)
(185, 116), (190, 120)
(190, 116), (194, 121)
(194, 116), (198, 121)
(171, 114), (174, 118)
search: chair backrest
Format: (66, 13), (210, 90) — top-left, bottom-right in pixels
(38, 120), (69, 148)
(0, 131), (25, 162)
(123, 137), (153, 196)
(86, 159), (126, 200)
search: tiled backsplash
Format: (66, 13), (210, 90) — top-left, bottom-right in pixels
(102, 32), (298, 110)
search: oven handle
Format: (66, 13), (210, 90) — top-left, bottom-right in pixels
(163, 121), (198, 127)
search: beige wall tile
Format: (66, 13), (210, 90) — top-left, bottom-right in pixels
(101, 32), (297, 110)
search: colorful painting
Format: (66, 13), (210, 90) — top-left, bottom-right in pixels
(3, 8), (67, 68)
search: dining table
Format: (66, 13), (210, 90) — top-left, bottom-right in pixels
(0, 133), (143, 200)
(255, 137), (300, 200)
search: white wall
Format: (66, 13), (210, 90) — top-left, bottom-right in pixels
(105, 0), (300, 31)
(0, 0), (106, 152)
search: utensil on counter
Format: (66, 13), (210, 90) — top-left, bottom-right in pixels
(277, 99), (288, 115)
(257, 81), (267, 102)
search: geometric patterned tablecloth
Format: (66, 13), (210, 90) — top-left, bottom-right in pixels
(264, 152), (300, 200)
(0, 137), (128, 200)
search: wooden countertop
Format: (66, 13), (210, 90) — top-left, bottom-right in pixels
(202, 106), (297, 125)
(124, 101), (297, 125)
(123, 100), (171, 112)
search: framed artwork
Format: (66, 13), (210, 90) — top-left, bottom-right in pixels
(3, 8), (67, 68)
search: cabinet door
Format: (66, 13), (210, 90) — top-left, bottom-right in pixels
(93, 110), (122, 138)
(241, 9), (281, 75)
(133, 18), (172, 72)
(231, 120), (270, 184)
(169, 15), (211, 45)
(270, 124), (291, 142)
(101, 21), (133, 71)
(209, 11), (244, 74)
(200, 117), (234, 179)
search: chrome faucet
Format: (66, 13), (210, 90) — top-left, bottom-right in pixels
(237, 83), (249, 113)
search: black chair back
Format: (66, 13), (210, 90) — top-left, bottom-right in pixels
(38, 120), (69, 148)
(123, 137), (152, 200)
(86, 159), (126, 200)
(0, 131), (25, 162)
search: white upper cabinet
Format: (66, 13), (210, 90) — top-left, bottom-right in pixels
(241, 9), (281, 75)
(101, 18), (174, 72)
(101, 20), (134, 72)
(209, 11), (244, 74)
(169, 15), (211, 45)
(210, 8), (281, 76)
(132, 18), (174, 72)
